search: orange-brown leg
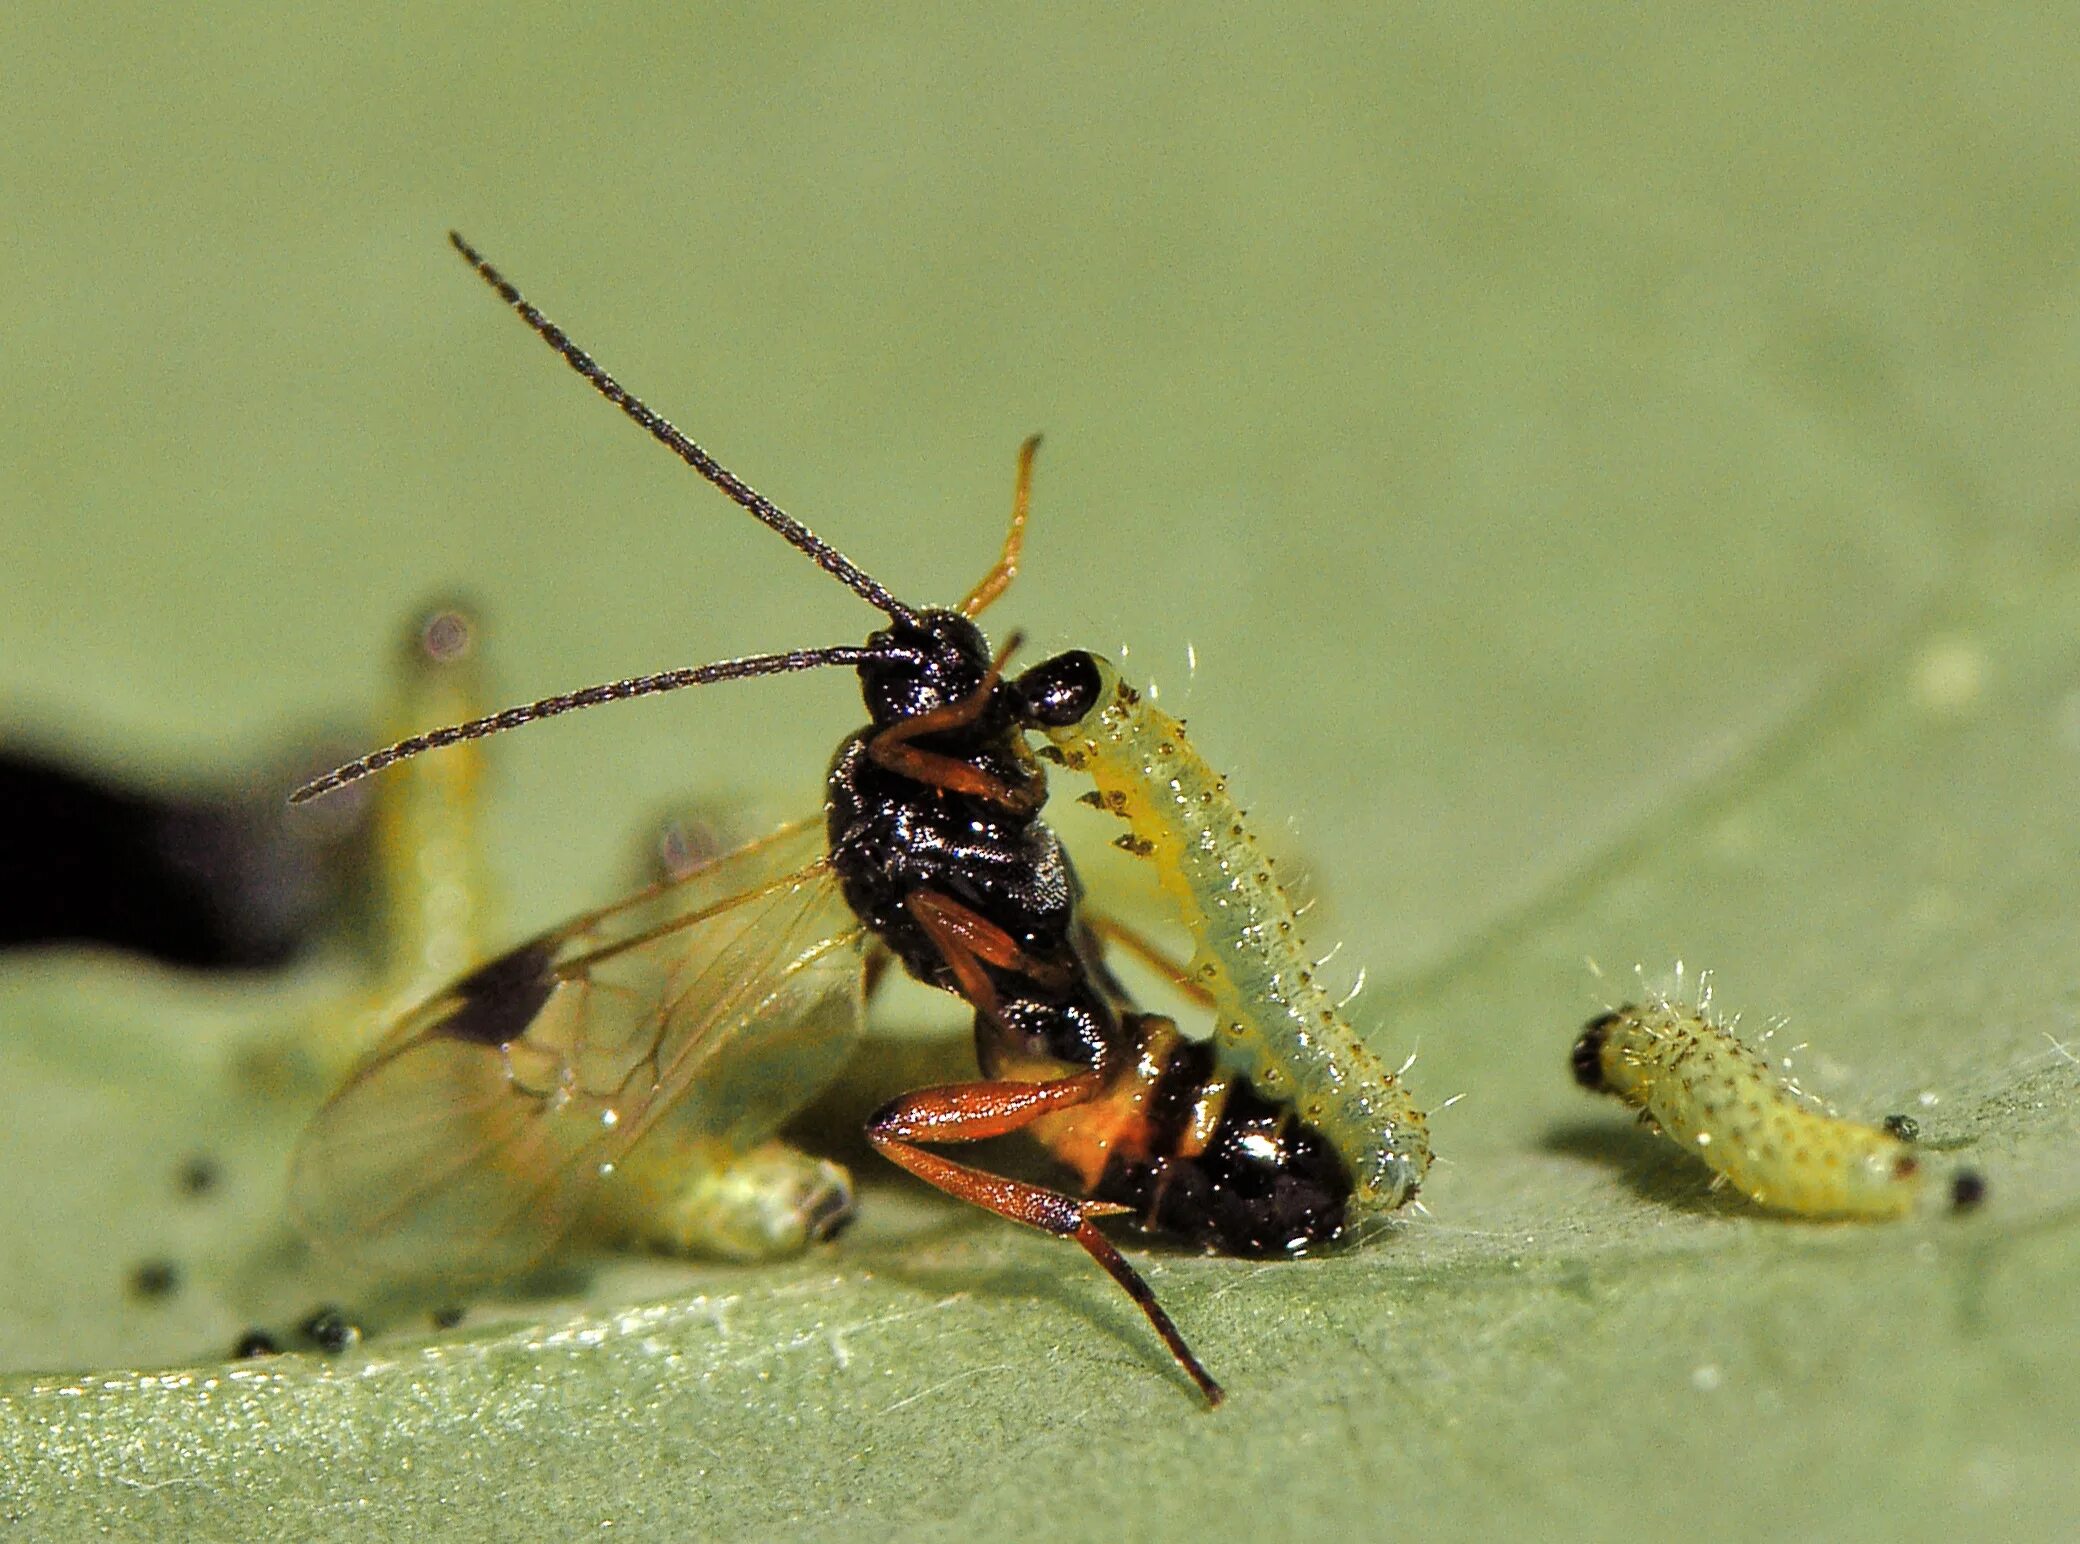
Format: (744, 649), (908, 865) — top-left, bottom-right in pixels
(867, 633), (1041, 814)
(957, 434), (1041, 619)
(867, 1072), (1224, 1406)
(908, 890), (1074, 1011)
(1087, 914), (1217, 1010)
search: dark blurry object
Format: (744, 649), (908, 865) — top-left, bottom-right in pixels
(299, 1305), (362, 1354)
(0, 744), (363, 969)
(0, 600), (479, 974)
(127, 1259), (180, 1300)
(177, 1155), (221, 1197)
(232, 1329), (279, 1359)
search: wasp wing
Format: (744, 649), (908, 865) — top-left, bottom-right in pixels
(289, 818), (864, 1285)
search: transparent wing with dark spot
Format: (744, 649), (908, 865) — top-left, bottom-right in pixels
(289, 818), (864, 1285)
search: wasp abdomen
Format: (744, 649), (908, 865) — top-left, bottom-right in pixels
(1031, 1022), (1353, 1255)
(1111, 1039), (1352, 1255)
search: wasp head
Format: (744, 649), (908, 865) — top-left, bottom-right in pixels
(858, 609), (996, 728)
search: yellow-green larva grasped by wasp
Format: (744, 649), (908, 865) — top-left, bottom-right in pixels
(1571, 997), (1984, 1218)
(1042, 655), (1432, 1217)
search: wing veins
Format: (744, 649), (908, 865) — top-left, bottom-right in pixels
(646, 923), (867, 1111)
(548, 816), (825, 941)
(331, 1114), (522, 1239)
(291, 817), (866, 1283)
(610, 878), (854, 1129)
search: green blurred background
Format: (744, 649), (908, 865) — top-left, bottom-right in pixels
(3, 7), (2078, 1540)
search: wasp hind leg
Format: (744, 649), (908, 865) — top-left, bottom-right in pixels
(592, 1137), (856, 1263)
(866, 1073), (1224, 1406)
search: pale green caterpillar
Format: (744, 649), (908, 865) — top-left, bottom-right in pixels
(1041, 655), (1431, 1216)
(1572, 994), (1984, 1217)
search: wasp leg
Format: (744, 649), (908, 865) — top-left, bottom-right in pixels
(956, 433), (1040, 619)
(1085, 913), (1217, 1010)
(867, 1073), (1224, 1406)
(906, 890), (1074, 1025)
(592, 1136), (856, 1262)
(866, 637), (1042, 814)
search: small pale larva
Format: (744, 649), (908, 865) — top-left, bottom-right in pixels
(1571, 996), (1985, 1218)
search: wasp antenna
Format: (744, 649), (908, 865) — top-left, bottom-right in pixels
(958, 433), (1041, 618)
(448, 232), (918, 626)
(291, 643), (902, 803)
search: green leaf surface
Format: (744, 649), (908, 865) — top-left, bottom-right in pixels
(4, 7), (2078, 1540)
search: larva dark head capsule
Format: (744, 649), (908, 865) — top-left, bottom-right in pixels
(1012, 650), (1105, 728)
(1572, 1009), (1624, 1092)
